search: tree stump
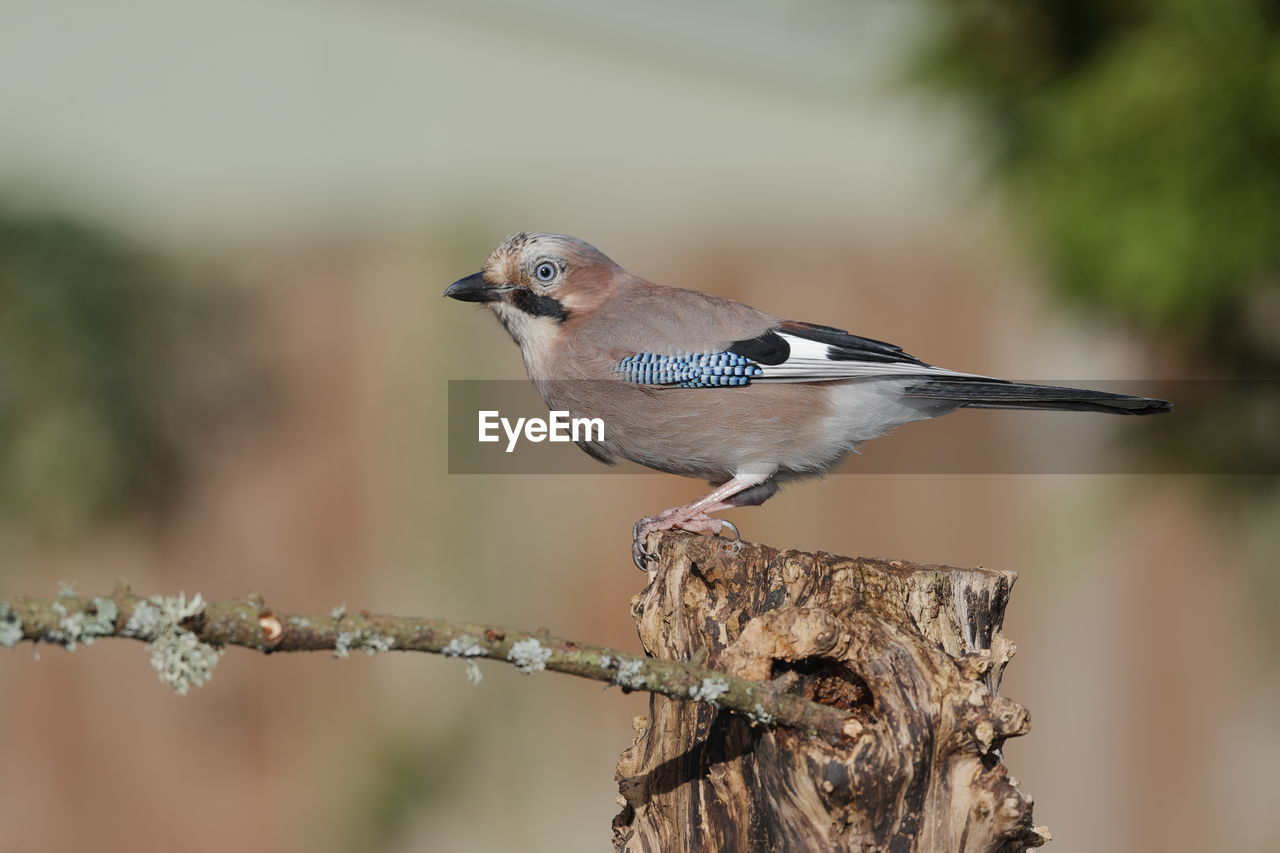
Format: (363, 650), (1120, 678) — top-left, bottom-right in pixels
(613, 532), (1049, 852)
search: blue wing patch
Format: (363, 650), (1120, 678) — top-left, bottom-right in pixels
(616, 351), (763, 388)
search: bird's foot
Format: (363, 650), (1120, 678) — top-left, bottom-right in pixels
(631, 514), (670, 570)
(631, 512), (739, 570)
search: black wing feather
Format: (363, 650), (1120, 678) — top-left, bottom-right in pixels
(780, 320), (929, 366)
(727, 330), (791, 365)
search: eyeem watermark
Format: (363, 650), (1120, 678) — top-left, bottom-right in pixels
(450, 379), (1277, 474)
(478, 410), (605, 453)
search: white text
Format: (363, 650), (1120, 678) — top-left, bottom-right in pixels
(478, 410), (605, 452)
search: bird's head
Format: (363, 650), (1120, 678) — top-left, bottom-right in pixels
(444, 233), (621, 347)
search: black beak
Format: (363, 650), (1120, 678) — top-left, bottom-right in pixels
(444, 272), (505, 303)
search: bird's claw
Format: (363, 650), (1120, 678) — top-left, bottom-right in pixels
(713, 519), (744, 556)
(632, 515), (666, 571)
(632, 539), (654, 571)
(631, 513), (741, 570)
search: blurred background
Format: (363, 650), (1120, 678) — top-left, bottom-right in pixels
(1, 1), (1277, 851)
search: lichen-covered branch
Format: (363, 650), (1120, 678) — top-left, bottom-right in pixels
(0, 583), (858, 740)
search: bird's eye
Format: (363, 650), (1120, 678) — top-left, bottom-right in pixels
(534, 262), (557, 283)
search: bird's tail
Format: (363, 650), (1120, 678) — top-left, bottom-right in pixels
(901, 379), (1172, 416)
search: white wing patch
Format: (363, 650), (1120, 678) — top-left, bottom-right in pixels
(753, 333), (991, 382)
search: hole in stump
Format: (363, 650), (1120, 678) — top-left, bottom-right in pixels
(770, 657), (873, 712)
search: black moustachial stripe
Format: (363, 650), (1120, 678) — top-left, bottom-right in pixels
(511, 289), (569, 322)
(728, 330), (790, 365)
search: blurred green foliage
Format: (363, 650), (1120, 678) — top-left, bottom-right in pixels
(914, 0), (1280, 370)
(0, 209), (258, 536)
(334, 728), (473, 853)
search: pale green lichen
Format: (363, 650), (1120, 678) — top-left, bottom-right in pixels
(152, 629), (222, 695)
(50, 603), (78, 649)
(507, 638), (552, 674)
(123, 593), (222, 695)
(333, 629), (394, 658)
(689, 676), (730, 703)
(443, 635), (486, 683)
(362, 633), (394, 655)
(598, 654), (617, 690)
(330, 603), (347, 621)
(89, 598), (119, 635)
(47, 597), (118, 651)
(0, 603), (23, 648)
(57, 581), (78, 598)
(749, 703), (774, 724)
(289, 616), (311, 628)
(122, 601), (162, 639)
(615, 658), (646, 689)
(442, 635), (484, 658)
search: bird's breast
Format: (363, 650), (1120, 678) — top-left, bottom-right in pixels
(533, 378), (846, 480)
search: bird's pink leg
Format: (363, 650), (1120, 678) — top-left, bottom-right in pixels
(631, 473), (769, 569)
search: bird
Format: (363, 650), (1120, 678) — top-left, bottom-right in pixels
(445, 232), (1171, 569)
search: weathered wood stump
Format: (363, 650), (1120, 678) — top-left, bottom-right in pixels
(614, 532), (1049, 852)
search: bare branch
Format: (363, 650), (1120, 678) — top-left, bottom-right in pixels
(0, 583), (857, 741)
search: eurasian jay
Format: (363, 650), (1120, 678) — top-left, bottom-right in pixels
(446, 232), (1170, 568)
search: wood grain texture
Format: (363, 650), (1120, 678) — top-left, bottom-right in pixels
(614, 532), (1049, 852)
